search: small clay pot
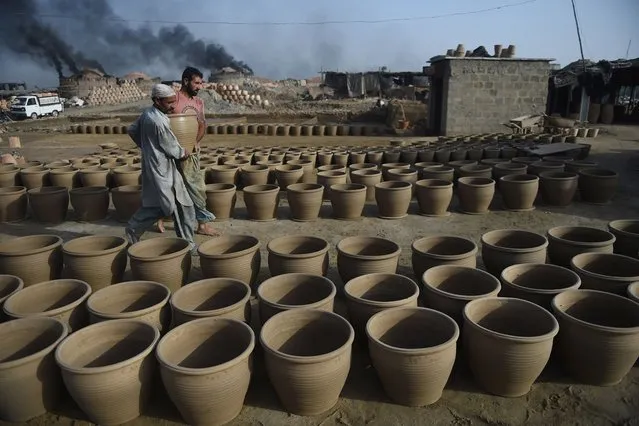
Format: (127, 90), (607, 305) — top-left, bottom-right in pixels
(336, 236), (401, 285)
(286, 183), (323, 221)
(414, 179), (453, 216)
(457, 177), (495, 214)
(411, 236), (477, 278)
(500, 263), (581, 309)
(608, 220), (639, 258)
(578, 168), (618, 204)
(538, 171), (578, 206)
(481, 229), (548, 276)
(0, 235), (63, 286)
(499, 174), (538, 211)
(198, 235), (261, 287)
(420, 165), (454, 181)
(267, 236), (329, 276)
(375, 181), (412, 219)
(0, 165), (19, 188)
(243, 184), (280, 221)
(205, 183), (237, 221)
(70, 186), (109, 222)
(330, 183), (367, 220)
(547, 226), (615, 268)
(286, 160), (315, 183)
(0, 186), (27, 222)
(49, 167), (77, 191)
(570, 252), (639, 295)
(128, 237), (192, 292)
(79, 167), (109, 187)
(111, 185), (142, 222)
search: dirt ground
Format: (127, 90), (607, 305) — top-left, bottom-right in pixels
(1, 127), (639, 426)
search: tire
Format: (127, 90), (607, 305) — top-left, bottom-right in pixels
(31, 113), (38, 120)
(52, 110), (59, 117)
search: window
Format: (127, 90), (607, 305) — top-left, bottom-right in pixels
(27, 98), (36, 106)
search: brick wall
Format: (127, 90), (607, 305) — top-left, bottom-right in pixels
(430, 58), (551, 135)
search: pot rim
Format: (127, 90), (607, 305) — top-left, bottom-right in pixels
(0, 234), (63, 256)
(210, 165), (239, 172)
(267, 236), (329, 258)
(317, 170), (347, 177)
(0, 274), (24, 303)
(27, 186), (68, 195)
(344, 273), (420, 307)
(198, 235), (261, 259)
(628, 282), (639, 301)
(258, 273), (336, 310)
(330, 183), (367, 192)
(481, 229), (548, 253)
(458, 177), (495, 187)
(3, 279), (92, 319)
(168, 113), (198, 119)
(608, 220), (639, 237)
(551, 289), (639, 333)
(387, 168), (417, 176)
(0, 186), (26, 195)
(412, 235), (478, 259)
(111, 185), (142, 193)
(494, 162), (527, 170)
(374, 181), (412, 190)
(259, 308), (354, 364)
(156, 317), (255, 375)
(205, 183), (236, 193)
(570, 252), (639, 282)
(63, 235), (127, 257)
(19, 167), (50, 174)
(464, 297), (559, 342)
(275, 164), (303, 172)
(415, 179), (453, 188)
(0, 317), (68, 371)
(128, 237), (192, 261)
(422, 265), (501, 301)
(500, 263), (581, 294)
(243, 184), (280, 194)
(87, 281), (170, 319)
(538, 171), (579, 180)
(337, 236), (401, 260)
(547, 226), (616, 248)
(499, 174), (538, 183)
(241, 165), (270, 172)
(578, 168), (618, 178)
(70, 186), (109, 194)
(286, 183), (323, 193)
(55, 319), (160, 374)
(113, 166), (141, 174)
(170, 278), (251, 317)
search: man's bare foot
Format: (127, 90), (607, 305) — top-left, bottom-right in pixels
(196, 223), (222, 237)
(156, 220), (165, 233)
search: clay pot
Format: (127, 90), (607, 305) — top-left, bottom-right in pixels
(259, 309), (354, 416)
(258, 274), (336, 324)
(499, 174), (538, 211)
(411, 236), (477, 278)
(344, 273), (419, 337)
(78, 167), (109, 187)
(375, 181), (412, 219)
(578, 169), (618, 204)
(3, 279), (91, 331)
(286, 160), (314, 183)
(457, 177), (495, 214)
(458, 164), (492, 179)
(286, 183), (323, 221)
(267, 236), (329, 276)
(500, 263), (581, 309)
(317, 170), (347, 200)
(386, 168), (418, 188)
(19, 167), (50, 189)
(422, 266), (501, 324)
(434, 149), (451, 163)
(350, 169), (382, 202)
(0, 274), (23, 318)
(481, 229), (548, 276)
(111, 185), (141, 222)
(420, 165), (454, 181)
(274, 164), (303, 190)
(55, 320), (160, 425)
(169, 114), (198, 152)
(170, 278), (251, 327)
(198, 235), (261, 287)
(238, 164), (268, 187)
(70, 186), (109, 222)
(383, 151), (402, 163)
(366, 151), (384, 165)
(0, 186), (27, 222)
(208, 165), (239, 185)
(62, 236), (128, 291)
(330, 183), (367, 220)
(332, 151), (349, 166)
(0, 317), (68, 422)
(317, 164), (346, 173)
(565, 160), (597, 174)
(128, 237), (192, 291)
(538, 171), (578, 206)
(243, 184), (279, 221)
(414, 179), (453, 216)
(348, 163), (377, 177)
(0, 165), (19, 188)
(547, 226), (615, 268)
(337, 236), (401, 284)
(608, 220), (639, 258)
(111, 166), (141, 187)
(381, 162), (410, 180)
(49, 167), (78, 190)
(205, 183), (236, 221)
(28, 187), (69, 224)
(551, 290), (639, 385)
(366, 307), (459, 406)
(493, 162), (527, 182)
(529, 161), (564, 176)
(316, 151), (333, 166)
(570, 253), (639, 295)
(0, 235), (63, 286)
(463, 297), (558, 396)
(628, 282), (639, 302)
(156, 318), (255, 426)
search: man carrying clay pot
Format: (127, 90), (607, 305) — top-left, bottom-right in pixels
(156, 66), (221, 237)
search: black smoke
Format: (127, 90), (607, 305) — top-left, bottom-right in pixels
(0, 0), (252, 79)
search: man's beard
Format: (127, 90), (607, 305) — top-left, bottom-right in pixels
(186, 85), (199, 97)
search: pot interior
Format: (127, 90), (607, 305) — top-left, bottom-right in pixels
(6, 280), (88, 315)
(0, 275), (22, 298)
(346, 274), (417, 302)
(269, 236), (327, 255)
(483, 230), (546, 249)
(172, 279), (248, 312)
(367, 308), (457, 349)
(502, 264), (579, 291)
(64, 236), (125, 253)
(413, 236), (475, 256)
(339, 237), (398, 257)
(199, 236), (258, 256)
(90, 282), (168, 314)
(465, 298), (557, 337)
(129, 238), (190, 258)
(425, 267), (498, 296)
(0, 235), (60, 254)
(549, 227), (613, 243)
(0, 319), (66, 363)
(573, 254), (639, 278)
(610, 220), (639, 235)
(259, 275), (333, 306)
(553, 291), (639, 328)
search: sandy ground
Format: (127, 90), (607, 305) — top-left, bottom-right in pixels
(1, 127), (639, 426)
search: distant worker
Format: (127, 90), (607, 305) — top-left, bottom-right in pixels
(156, 66), (220, 237)
(125, 83), (196, 250)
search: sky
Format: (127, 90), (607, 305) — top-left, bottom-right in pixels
(0, 0), (637, 87)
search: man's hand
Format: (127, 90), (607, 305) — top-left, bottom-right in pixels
(182, 147), (192, 158)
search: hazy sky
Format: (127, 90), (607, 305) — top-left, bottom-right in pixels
(1, 0), (637, 87)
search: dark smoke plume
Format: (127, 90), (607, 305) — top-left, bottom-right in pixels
(0, 0), (252, 79)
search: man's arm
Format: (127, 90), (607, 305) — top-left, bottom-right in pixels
(196, 98), (206, 144)
(128, 117), (142, 147)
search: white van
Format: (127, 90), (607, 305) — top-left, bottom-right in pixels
(10, 95), (64, 119)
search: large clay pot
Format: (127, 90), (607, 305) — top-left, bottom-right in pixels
(208, 165), (239, 185)
(3, 279), (91, 332)
(286, 183), (323, 221)
(422, 266), (501, 324)
(529, 160), (564, 176)
(243, 184), (279, 221)
(258, 273), (336, 324)
(547, 226), (615, 268)
(205, 183), (236, 221)
(169, 113), (198, 152)
(386, 168), (418, 189)
(344, 273), (419, 337)
(55, 320), (160, 425)
(0, 317), (68, 422)
(317, 170), (347, 200)
(420, 165), (454, 181)
(565, 160), (597, 174)
(170, 278), (251, 327)
(79, 167), (109, 187)
(0, 186), (27, 222)
(499, 174), (538, 211)
(156, 318), (255, 426)
(493, 162), (527, 182)
(463, 297), (559, 397)
(70, 186), (109, 222)
(578, 168), (618, 204)
(275, 164), (303, 190)
(459, 164), (492, 179)
(286, 160), (314, 183)
(111, 165), (141, 187)
(19, 167), (50, 189)
(0, 235), (63, 286)
(381, 162), (410, 181)
(49, 167), (78, 190)
(259, 309), (354, 416)
(198, 235), (261, 287)
(414, 179), (453, 216)
(267, 236), (329, 276)
(111, 185), (142, 222)
(481, 229), (548, 276)
(350, 169), (381, 202)
(330, 183), (366, 220)
(411, 235), (477, 278)
(570, 252), (639, 295)
(375, 181), (412, 219)
(28, 187), (69, 224)
(128, 237), (192, 291)
(0, 165), (19, 188)
(337, 236), (401, 284)
(457, 177), (495, 214)
(500, 263), (581, 309)
(239, 164), (270, 187)
(62, 236), (128, 291)
(317, 164), (346, 173)
(539, 171), (578, 206)
(366, 307), (459, 406)
(87, 281), (170, 332)
(551, 289), (639, 385)
(608, 220), (639, 258)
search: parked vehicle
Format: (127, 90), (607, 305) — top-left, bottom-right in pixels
(10, 95), (64, 119)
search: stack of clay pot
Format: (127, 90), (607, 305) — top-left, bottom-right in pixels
(214, 83), (267, 107)
(86, 81), (146, 106)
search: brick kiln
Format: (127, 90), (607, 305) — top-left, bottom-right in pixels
(58, 69), (157, 106)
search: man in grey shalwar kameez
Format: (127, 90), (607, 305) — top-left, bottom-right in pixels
(125, 84), (197, 249)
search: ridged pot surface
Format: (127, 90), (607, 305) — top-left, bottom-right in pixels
(570, 252), (639, 295)
(463, 297), (559, 397)
(500, 263), (581, 309)
(240, 165), (270, 187)
(112, 166), (141, 187)
(275, 165), (304, 191)
(0, 317), (68, 422)
(168, 114), (198, 153)
(70, 186), (109, 222)
(608, 220), (639, 258)
(317, 171), (347, 200)
(551, 290), (639, 386)
(243, 184), (280, 221)
(547, 226), (615, 268)
(420, 165), (454, 182)
(260, 309), (354, 416)
(337, 236), (401, 284)
(0, 186), (27, 222)
(207, 165), (239, 186)
(0, 275), (23, 318)
(28, 187), (69, 224)
(538, 171), (578, 206)
(54, 320), (160, 425)
(286, 183), (323, 221)
(375, 181), (412, 219)
(0, 235), (63, 286)
(481, 229), (548, 276)
(62, 236), (128, 291)
(128, 237), (192, 292)
(79, 168), (109, 187)
(267, 236), (329, 276)
(0, 166), (19, 188)
(330, 183), (367, 220)
(366, 307), (459, 406)
(499, 174), (538, 211)
(111, 185), (142, 222)
(578, 169), (618, 204)
(457, 177), (495, 214)
(198, 235), (261, 287)
(205, 183), (236, 221)
(19, 167), (50, 189)
(411, 235), (477, 278)
(415, 179), (453, 216)
(350, 170), (381, 202)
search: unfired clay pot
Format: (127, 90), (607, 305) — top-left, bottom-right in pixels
(259, 309), (354, 416)
(330, 183), (367, 220)
(463, 297), (559, 397)
(275, 165), (303, 190)
(457, 177), (495, 214)
(207, 165), (239, 186)
(578, 168), (618, 204)
(240, 165), (270, 187)
(337, 236), (401, 284)
(19, 167), (50, 190)
(570, 252), (639, 295)
(493, 162), (527, 182)
(0, 186), (27, 222)
(529, 160), (564, 176)
(0, 235), (63, 286)
(381, 162), (410, 181)
(243, 184), (280, 221)
(198, 235), (261, 287)
(205, 183), (236, 221)
(499, 174), (538, 211)
(547, 226), (615, 268)
(420, 165), (454, 181)
(350, 169), (382, 202)
(411, 235), (477, 278)
(111, 185), (142, 222)
(375, 181), (412, 219)
(459, 164), (492, 179)
(79, 167), (109, 188)
(317, 170), (347, 201)
(168, 113), (198, 152)
(539, 171), (578, 206)
(28, 187), (69, 223)
(267, 235), (329, 276)
(286, 183), (323, 221)
(415, 179), (453, 216)
(500, 263), (581, 309)
(62, 236), (128, 291)
(0, 165), (19, 188)
(111, 166), (141, 187)
(0, 274), (23, 320)
(481, 229), (548, 276)
(70, 186), (109, 222)
(128, 237), (192, 291)
(608, 220), (639, 258)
